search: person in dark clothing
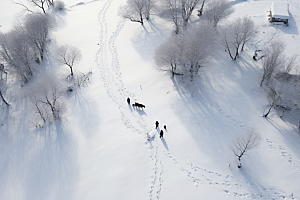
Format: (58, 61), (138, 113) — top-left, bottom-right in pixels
(160, 130), (164, 138)
(155, 121), (159, 129)
(127, 98), (130, 104)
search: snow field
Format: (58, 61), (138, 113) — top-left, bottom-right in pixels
(1, 0), (300, 199)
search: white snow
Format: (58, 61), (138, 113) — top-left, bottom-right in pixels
(271, 1), (290, 19)
(1, 0), (300, 199)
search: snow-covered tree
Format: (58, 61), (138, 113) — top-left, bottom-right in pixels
(230, 127), (262, 168)
(55, 44), (82, 76)
(222, 16), (256, 60)
(23, 14), (54, 61)
(263, 84), (282, 117)
(154, 34), (184, 78)
(181, 0), (203, 26)
(203, 0), (234, 27)
(155, 21), (217, 80)
(240, 16), (256, 51)
(0, 29), (37, 83)
(24, 72), (66, 125)
(159, 0), (204, 33)
(182, 22), (217, 80)
(119, 0), (155, 25)
(260, 40), (285, 87)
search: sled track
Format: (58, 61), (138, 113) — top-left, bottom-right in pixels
(95, 1), (164, 199)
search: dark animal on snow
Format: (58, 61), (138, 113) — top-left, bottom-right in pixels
(164, 125), (166, 129)
(127, 97), (130, 104)
(132, 102), (145, 109)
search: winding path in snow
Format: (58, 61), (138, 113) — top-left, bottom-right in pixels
(94, 1), (164, 199)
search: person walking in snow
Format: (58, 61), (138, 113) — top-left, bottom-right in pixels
(127, 97), (130, 105)
(155, 121), (159, 129)
(160, 130), (164, 138)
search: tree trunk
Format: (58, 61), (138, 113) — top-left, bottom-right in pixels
(198, 0), (205, 17)
(263, 104), (273, 117)
(241, 42), (245, 51)
(70, 66), (73, 76)
(0, 91), (9, 106)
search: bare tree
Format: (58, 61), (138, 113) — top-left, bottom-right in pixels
(22, 14), (54, 61)
(55, 44), (82, 76)
(222, 16), (255, 60)
(183, 22), (217, 80)
(181, 0), (203, 27)
(260, 40), (285, 87)
(240, 16), (256, 51)
(119, 0), (155, 25)
(155, 22), (217, 80)
(203, 0), (234, 27)
(160, 0), (182, 34)
(230, 127), (262, 168)
(222, 18), (243, 60)
(0, 79), (9, 106)
(159, 0), (204, 33)
(24, 72), (66, 125)
(12, 0), (55, 14)
(197, 0), (206, 16)
(263, 85), (281, 117)
(0, 29), (37, 83)
(154, 34), (184, 78)
(284, 54), (299, 73)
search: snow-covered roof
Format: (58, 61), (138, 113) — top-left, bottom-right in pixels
(271, 1), (290, 19)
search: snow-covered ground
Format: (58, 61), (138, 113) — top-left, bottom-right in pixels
(1, 0), (300, 199)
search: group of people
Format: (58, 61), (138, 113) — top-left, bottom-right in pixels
(127, 98), (167, 139)
(155, 121), (166, 138)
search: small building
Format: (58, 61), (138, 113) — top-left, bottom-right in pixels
(269, 1), (289, 25)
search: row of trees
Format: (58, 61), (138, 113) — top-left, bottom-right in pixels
(0, 2), (88, 127)
(120, 0), (234, 34)
(0, 14), (54, 83)
(12, 0), (65, 14)
(154, 15), (256, 81)
(154, 22), (217, 80)
(259, 40), (299, 118)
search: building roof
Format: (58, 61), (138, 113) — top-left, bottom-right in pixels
(271, 1), (290, 19)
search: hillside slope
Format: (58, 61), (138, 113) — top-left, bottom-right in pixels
(1, 0), (300, 199)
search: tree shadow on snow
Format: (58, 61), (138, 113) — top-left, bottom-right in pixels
(23, 122), (78, 200)
(131, 19), (169, 61)
(68, 88), (100, 138)
(169, 48), (265, 164)
(0, 103), (78, 200)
